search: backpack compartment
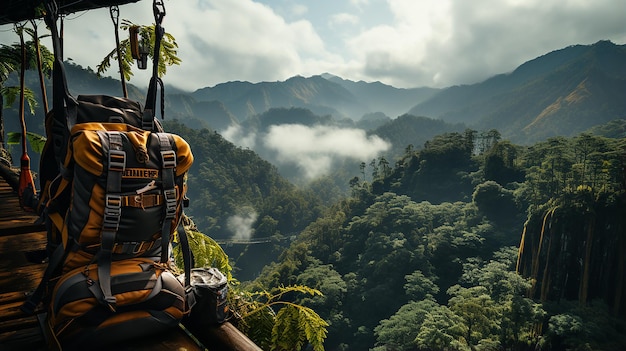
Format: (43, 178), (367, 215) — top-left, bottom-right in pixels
(48, 257), (185, 349)
(61, 123), (193, 270)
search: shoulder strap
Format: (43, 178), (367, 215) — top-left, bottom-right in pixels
(155, 133), (192, 289)
(97, 132), (126, 310)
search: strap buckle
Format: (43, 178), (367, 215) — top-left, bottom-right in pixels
(164, 189), (177, 219)
(161, 150), (176, 169)
(108, 150), (126, 172)
(103, 194), (122, 231)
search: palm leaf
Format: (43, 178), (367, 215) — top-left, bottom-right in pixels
(6, 131), (46, 153)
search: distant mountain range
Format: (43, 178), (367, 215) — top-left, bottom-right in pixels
(408, 40), (626, 143)
(171, 40), (625, 144)
(5, 40), (625, 168)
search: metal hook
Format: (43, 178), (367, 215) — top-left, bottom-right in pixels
(153, 0), (166, 25)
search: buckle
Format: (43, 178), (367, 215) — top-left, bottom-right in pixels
(164, 189), (177, 218)
(108, 150), (126, 172)
(103, 194), (122, 231)
(161, 150), (176, 169)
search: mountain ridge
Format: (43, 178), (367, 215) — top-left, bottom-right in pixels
(408, 40), (626, 143)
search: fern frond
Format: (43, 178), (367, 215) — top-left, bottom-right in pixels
(272, 304), (328, 351)
(236, 285), (328, 351)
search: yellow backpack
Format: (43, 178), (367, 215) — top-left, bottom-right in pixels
(22, 1), (196, 348)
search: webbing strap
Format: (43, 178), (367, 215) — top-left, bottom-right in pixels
(20, 175), (71, 314)
(143, 0), (166, 130)
(176, 219), (193, 289)
(156, 133), (176, 265)
(98, 132), (125, 310)
(20, 241), (67, 314)
(43, 0), (78, 166)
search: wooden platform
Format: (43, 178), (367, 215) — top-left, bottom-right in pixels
(0, 164), (262, 351)
(0, 169), (205, 351)
(0, 168), (46, 351)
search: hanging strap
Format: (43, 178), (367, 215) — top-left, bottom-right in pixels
(177, 217), (194, 310)
(97, 132), (126, 311)
(143, 0), (167, 131)
(43, 0), (78, 168)
(20, 239), (67, 314)
(22, 2), (77, 314)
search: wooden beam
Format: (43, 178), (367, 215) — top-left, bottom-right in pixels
(185, 321), (263, 351)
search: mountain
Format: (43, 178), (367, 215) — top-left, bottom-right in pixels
(191, 75), (365, 121)
(323, 73), (440, 119)
(190, 74), (439, 124)
(371, 114), (466, 157)
(408, 40), (626, 144)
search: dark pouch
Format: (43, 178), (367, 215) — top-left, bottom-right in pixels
(185, 267), (229, 331)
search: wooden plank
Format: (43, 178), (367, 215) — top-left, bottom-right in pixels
(34, 314), (205, 351)
(0, 315), (39, 334)
(119, 326), (206, 351)
(0, 231), (47, 255)
(0, 177), (260, 351)
(0, 300), (32, 323)
(0, 325), (45, 351)
(0, 291), (27, 305)
(0, 260), (46, 295)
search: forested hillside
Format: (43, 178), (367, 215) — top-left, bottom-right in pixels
(163, 120), (327, 280)
(252, 130), (626, 351)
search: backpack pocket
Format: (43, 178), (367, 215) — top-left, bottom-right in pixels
(48, 258), (185, 349)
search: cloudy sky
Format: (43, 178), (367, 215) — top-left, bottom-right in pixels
(1, 0), (625, 92)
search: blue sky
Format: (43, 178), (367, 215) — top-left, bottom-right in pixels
(1, 0), (625, 91)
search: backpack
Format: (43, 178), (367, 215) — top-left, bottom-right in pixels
(21, 1), (196, 348)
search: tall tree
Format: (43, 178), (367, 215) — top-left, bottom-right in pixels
(27, 20), (53, 114)
(0, 41), (21, 150)
(1, 24), (52, 162)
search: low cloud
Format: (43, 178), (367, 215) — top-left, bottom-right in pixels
(227, 207), (258, 241)
(263, 124), (390, 180)
(221, 125), (257, 150)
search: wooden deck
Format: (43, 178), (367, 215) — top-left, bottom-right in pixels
(0, 165), (261, 351)
(0, 166), (47, 351)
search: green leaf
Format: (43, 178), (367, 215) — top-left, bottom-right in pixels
(7, 132), (21, 144)
(6, 132), (47, 154)
(271, 304), (328, 351)
(26, 132), (46, 153)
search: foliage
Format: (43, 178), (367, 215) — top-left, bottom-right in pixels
(171, 216), (328, 351)
(172, 215), (232, 279)
(164, 120), (325, 281)
(234, 285), (329, 351)
(540, 300), (626, 350)
(1, 85), (38, 115)
(97, 20), (181, 81)
(251, 128), (625, 350)
(415, 304), (466, 350)
(374, 299), (439, 351)
(6, 131), (46, 153)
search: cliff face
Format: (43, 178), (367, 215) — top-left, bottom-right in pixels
(517, 191), (626, 317)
